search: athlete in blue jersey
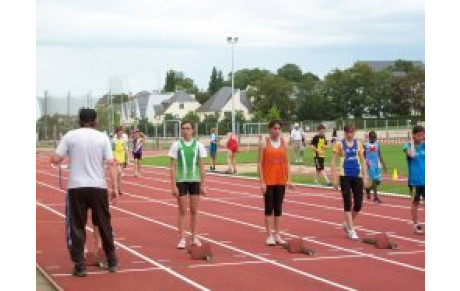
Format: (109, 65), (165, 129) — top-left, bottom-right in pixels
(403, 125), (425, 235)
(364, 131), (387, 204)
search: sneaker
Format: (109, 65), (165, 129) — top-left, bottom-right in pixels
(266, 235), (276, 246)
(191, 237), (202, 247)
(313, 180), (319, 186)
(347, 229), (359, 240)
(342, 223), (349, 234)
(274, 234), (286, 245)
(177, 237), (186, 249)
(72, 265), (87, 277)
(373, 197), (382, 204)
(326, 182), (333, 187)
(107, 260), (118, 273)
(413, 224), (424, 235)
(365, 188), (371, 200)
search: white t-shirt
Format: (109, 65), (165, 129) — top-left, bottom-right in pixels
(55, 128), (113, 189)
(290, 128), (304, 141)
(168, 139), (208, 160)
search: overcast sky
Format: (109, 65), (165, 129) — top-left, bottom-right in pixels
(36, 0), (425, 97)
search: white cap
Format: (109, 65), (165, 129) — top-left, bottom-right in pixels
(294, 123), (299, 127)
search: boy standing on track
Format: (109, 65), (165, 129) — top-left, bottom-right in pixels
(209, 127), (218, 171)
(169, 120), (208, 249)
(364, 131), (387, 204)
(403, 125), (425, 234)
(50, 108), (119, 276)
(258, 120), (294, 246)
(331, 124), (368, 240)
(310, 124), (332, 186)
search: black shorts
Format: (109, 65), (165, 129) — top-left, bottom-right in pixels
(314, 157), (325, 170)
(133, 151), (142, 160)
(176, 182), (201, 196)
(412, 186), (425, 203)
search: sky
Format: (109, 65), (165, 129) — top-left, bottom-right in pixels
(36, 0), (425, 97)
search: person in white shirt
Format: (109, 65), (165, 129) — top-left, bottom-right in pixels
(50, 108), (120, 276)
(289, 123), (305, 163)
(169, 120), (208, 249)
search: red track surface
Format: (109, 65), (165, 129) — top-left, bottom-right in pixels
(36, 153), (424, 290)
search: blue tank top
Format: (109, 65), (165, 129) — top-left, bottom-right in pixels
(342, 139), (360, 177)
(364, 141), (380, 168)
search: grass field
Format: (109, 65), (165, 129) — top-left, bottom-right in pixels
(142, 143), (408, 175)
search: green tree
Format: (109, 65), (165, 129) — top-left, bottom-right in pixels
(225, 68), (272, 89)
(164, 70), (176, 92)
(266, 105), (281, 120)
(182, 111), (201, 123)
(208, 67), (224, 96)
(277, 64), (303, 83)
(248, 75), (295, 120)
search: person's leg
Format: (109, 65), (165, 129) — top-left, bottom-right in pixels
(273, 185), (286, 237)
(226, 150), (232, 172)
(351, 177), (364, 222)
(67, 188), (90, 273)
(340, 177), (354, 229)
(320, 159), (330, 184)
(137, 158), (142, 176)
(313, 158), (319, 184)
(177, 193), (188, 239)
(189, 183), (201, 243)
(117, 165), (122, 192)
(264, 186), (275, 238)
(89, 188), (117, 267)
(232, 152), (237, 173)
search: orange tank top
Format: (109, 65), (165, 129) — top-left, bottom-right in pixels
(262, 137), (287, 185)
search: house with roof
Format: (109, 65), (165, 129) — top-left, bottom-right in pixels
(196, 87), (253, 120)
(120, 90), (173, 125)
(152, 91), (201, 123)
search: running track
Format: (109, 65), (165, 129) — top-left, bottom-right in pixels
(36, 153), (424, 291)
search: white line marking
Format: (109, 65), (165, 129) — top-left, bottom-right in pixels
(386, 250), (425, 256)
(36, 201), (210, 291)
(188, 261), (269, 268)
(292, 255), (364, 261)
(52, 267), (162, 277)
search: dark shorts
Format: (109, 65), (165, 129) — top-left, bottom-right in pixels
(133, 151), (142, 160)
(210, 144), (217, 157)
(314, 157), (325, 170)
(176, 182), (201, 196)
(412, 186), (425, 203)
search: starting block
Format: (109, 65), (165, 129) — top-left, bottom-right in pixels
(85, 248), (107, 268)
(281, 238), (315, 256)
(187, 243), (213, 261)
(362, 232), (398, 249)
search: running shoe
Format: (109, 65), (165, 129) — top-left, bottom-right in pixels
(266, 235), (276, 246)
(373, 197), (382, 204)
(191, 237), (202, 247)
(413, 224), (424, 235)
(365, 188), (371, 200)
(347, 229), (359, 240)
(274, 234), (286, 245)
(177, 237), (186, 249)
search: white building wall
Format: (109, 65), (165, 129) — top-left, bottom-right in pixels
(219, 90), (251, 120)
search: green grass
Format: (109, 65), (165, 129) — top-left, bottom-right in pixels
(142, 143), (409, 175)
(239, 172), (411, 196)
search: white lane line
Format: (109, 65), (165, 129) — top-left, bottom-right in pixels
(188, 261), (268, 269)
(386, 250), (425, 256)
(36, 181), (356, 291)
(52, 267), (162, 277)
(292, 255), (364, 261)
(36, 201), (210, 291)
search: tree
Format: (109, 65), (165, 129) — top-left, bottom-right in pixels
(182, 111), (201, 123)
(225, 68), (272, 89)
(266, 105), (281, 120)
(195, 91), (211, 104)
(277, 64), (303, 83)
(208, 67), (224, 96)
(164, 70), (176, 92)
(248, 75), (295, 120)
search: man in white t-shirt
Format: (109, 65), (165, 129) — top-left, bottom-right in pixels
(169, 120), (207, 249)
(50, 108), (120, 277)
(290, 123), (305, 163)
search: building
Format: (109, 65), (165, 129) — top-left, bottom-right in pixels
(196, 87), (253, 120)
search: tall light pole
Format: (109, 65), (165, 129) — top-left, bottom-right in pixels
(227, 36), (238, 134)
